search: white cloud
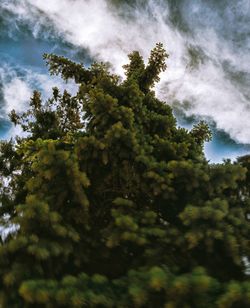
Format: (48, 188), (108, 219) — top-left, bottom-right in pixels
(0, 62), (77, 138)
(3, 78), (31, 114)
(2, 0), (250, 145)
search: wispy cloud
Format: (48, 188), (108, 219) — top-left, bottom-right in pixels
(1, 0), (250, 145)
(0, 62), (77, 138)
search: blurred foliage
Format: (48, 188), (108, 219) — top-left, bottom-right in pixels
(0, 43), (250, 307)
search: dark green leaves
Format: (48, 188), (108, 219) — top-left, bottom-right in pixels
(1, 44), (250, 307)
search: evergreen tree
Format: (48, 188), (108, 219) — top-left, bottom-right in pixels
(0, 43), (250, 307)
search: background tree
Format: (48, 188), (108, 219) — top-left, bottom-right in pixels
(0, 43), (250, 307)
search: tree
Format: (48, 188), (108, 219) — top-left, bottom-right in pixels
(0, 43), (250, 307)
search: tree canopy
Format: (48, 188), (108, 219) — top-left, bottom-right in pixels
(0, 43), (250, 307)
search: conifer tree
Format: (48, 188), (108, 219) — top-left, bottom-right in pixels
(0, 43), (250, 307)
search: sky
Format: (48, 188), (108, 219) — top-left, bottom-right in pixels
(0, 0), (250, 162)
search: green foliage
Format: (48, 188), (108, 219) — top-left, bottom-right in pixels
(190, 120), (212, 145)
(123, 42), (168, 93)
(0, 44), (250, 307)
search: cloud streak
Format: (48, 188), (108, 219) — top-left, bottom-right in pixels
(0, 62), (77, 138)
(1, 0), (250, 145)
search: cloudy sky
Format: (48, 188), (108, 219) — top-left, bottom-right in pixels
(1, 0), (250, 161)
